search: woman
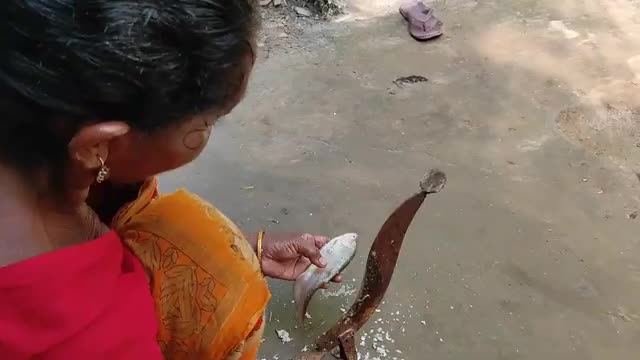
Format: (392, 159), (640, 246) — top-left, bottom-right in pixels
(0, 1), (339, 359)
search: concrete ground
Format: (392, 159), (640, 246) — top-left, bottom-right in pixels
(162, 0), (640, 359)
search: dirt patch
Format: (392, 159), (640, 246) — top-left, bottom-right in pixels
(556, 104), (640, 163)
(309, 0), (346, 16)
(257, 6), (312, 54)
(257, 1), (338, 57)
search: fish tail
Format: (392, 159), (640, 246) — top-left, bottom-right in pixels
(294, 279), (315, 324)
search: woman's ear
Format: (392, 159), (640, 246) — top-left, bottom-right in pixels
(68, 122), (130, 171)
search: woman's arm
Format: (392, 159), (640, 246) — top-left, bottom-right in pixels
(243, 232), (314, 253)
(243, 232), (326, 263)
(243, 232), (260, 254)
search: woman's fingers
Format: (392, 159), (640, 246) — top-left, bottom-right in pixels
(313, 235), (330, 249)
(307, 235), (342, 281)
(320, 275), (343, 289)
(296, 234), (326, 267)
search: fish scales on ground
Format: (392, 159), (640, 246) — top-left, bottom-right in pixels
(294, 233), (358, 323)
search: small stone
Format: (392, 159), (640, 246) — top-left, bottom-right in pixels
(295, 6), (312, 17)
(259, 0), (271, 6)
(628, 210), (638, 219)
(273, 0), (282, 5)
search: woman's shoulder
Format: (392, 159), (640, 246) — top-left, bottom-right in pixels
(0, 231), (121, 283)
(0, 230), (163, 359)
(119, 189), (261, 273)
(117, 191), (270, 359)
(0, 236), (41, 268)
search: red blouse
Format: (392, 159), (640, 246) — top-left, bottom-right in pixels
(0, 231), (163, 359)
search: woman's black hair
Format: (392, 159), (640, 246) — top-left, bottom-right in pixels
(0, 0), (257, 177)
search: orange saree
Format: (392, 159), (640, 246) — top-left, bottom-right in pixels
(111, 178), (270, 360)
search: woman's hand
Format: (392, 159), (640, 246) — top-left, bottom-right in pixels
(260, 233), (343, 284)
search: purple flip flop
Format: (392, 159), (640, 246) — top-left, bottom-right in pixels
(399, 1), (443, 41)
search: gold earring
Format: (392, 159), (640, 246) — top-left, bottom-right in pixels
(96, 156), (110, 184)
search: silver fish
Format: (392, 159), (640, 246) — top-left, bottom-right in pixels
(294, 233), (358, 323)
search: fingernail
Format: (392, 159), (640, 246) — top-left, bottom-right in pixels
(319, 258), (327, 267)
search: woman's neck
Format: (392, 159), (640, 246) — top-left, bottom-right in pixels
(0, 166), (108, 267)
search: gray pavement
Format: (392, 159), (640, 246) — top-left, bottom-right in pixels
(162, 1), (640, 358)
